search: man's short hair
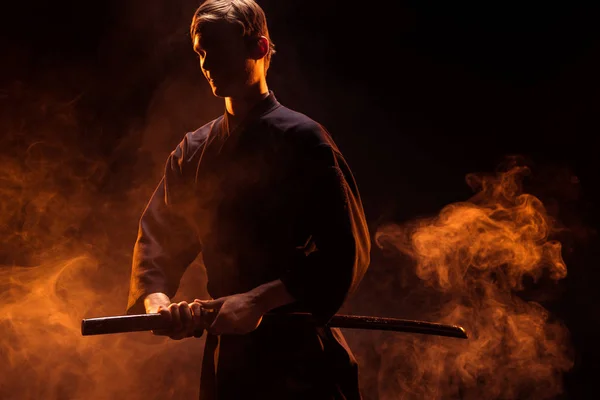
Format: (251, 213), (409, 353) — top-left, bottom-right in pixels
(190, 0), (276, 71)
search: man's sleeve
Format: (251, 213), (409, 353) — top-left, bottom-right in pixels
(125, 141), (202, 314)
(280, 142), (371, 325)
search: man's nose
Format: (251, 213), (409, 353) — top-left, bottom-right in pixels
(201, 54), (216, 71)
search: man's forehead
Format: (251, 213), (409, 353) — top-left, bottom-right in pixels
(193, 21), (241, 48)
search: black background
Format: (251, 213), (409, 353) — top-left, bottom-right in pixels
(2, 1), (599, 399)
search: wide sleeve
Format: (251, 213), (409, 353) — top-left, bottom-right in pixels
(125, 141), (202, 315)
(280, 142), (371, 325)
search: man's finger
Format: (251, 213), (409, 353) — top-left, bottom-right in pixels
(190, 302), (204, 327)
(168, 303), (192, 340)
(151, 307), (172, 336)
(157, 305), (170, 316)
(169, 303), (183, 331)
(195, 298), (223, 309)
(178, 301), (193, 329)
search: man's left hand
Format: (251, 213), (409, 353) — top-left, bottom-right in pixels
(195, 293), (265, 335)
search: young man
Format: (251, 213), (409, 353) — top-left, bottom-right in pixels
(125, 0), (371, 398)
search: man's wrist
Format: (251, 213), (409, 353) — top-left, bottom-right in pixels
(246, 279), (296, 314)
(144, 292), (171, 313)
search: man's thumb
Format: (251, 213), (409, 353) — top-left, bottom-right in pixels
(194, 298), (221, 309)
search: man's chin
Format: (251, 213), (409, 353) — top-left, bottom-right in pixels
(211, 85), (232, 98)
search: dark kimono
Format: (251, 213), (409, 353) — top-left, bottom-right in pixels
(126, 91), (371, 399)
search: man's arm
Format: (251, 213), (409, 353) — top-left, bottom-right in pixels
(126, 138), (202, 315)
(246, 279), (296, 312)
(194, 279), (296, 335)
(278, 138), (371, 325)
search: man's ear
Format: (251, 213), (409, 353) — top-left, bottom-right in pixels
(250, 36), (269, 59)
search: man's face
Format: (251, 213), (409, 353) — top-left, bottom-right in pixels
(192, 21), (254, 98)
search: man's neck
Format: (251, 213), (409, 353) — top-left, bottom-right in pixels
(224, 84), (269, 122)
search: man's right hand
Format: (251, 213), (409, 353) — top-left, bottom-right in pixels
(144, 292), (204, 340)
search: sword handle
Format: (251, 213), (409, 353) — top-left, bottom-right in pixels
(81, 308), (218, 337)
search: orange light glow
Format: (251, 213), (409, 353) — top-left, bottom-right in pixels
(372, 161), (574, 399)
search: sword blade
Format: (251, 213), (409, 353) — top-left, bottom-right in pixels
(81, 312), (468, 339)
(328, 314), (468, 339)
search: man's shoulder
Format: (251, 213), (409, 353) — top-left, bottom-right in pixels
(172, 116), (222, 159)
(267, 105), (335, 148)
(184, 117), (221, 147)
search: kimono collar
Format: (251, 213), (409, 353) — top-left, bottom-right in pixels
(221, 90), (281, 137)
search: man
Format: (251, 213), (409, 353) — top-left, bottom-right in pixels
(125, 0), (371, 398)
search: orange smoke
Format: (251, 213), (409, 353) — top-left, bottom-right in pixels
(0, 82), (208, 400)
(372, 161), (575, 399)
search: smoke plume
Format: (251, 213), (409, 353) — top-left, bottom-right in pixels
(355, 160), (576, 399)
